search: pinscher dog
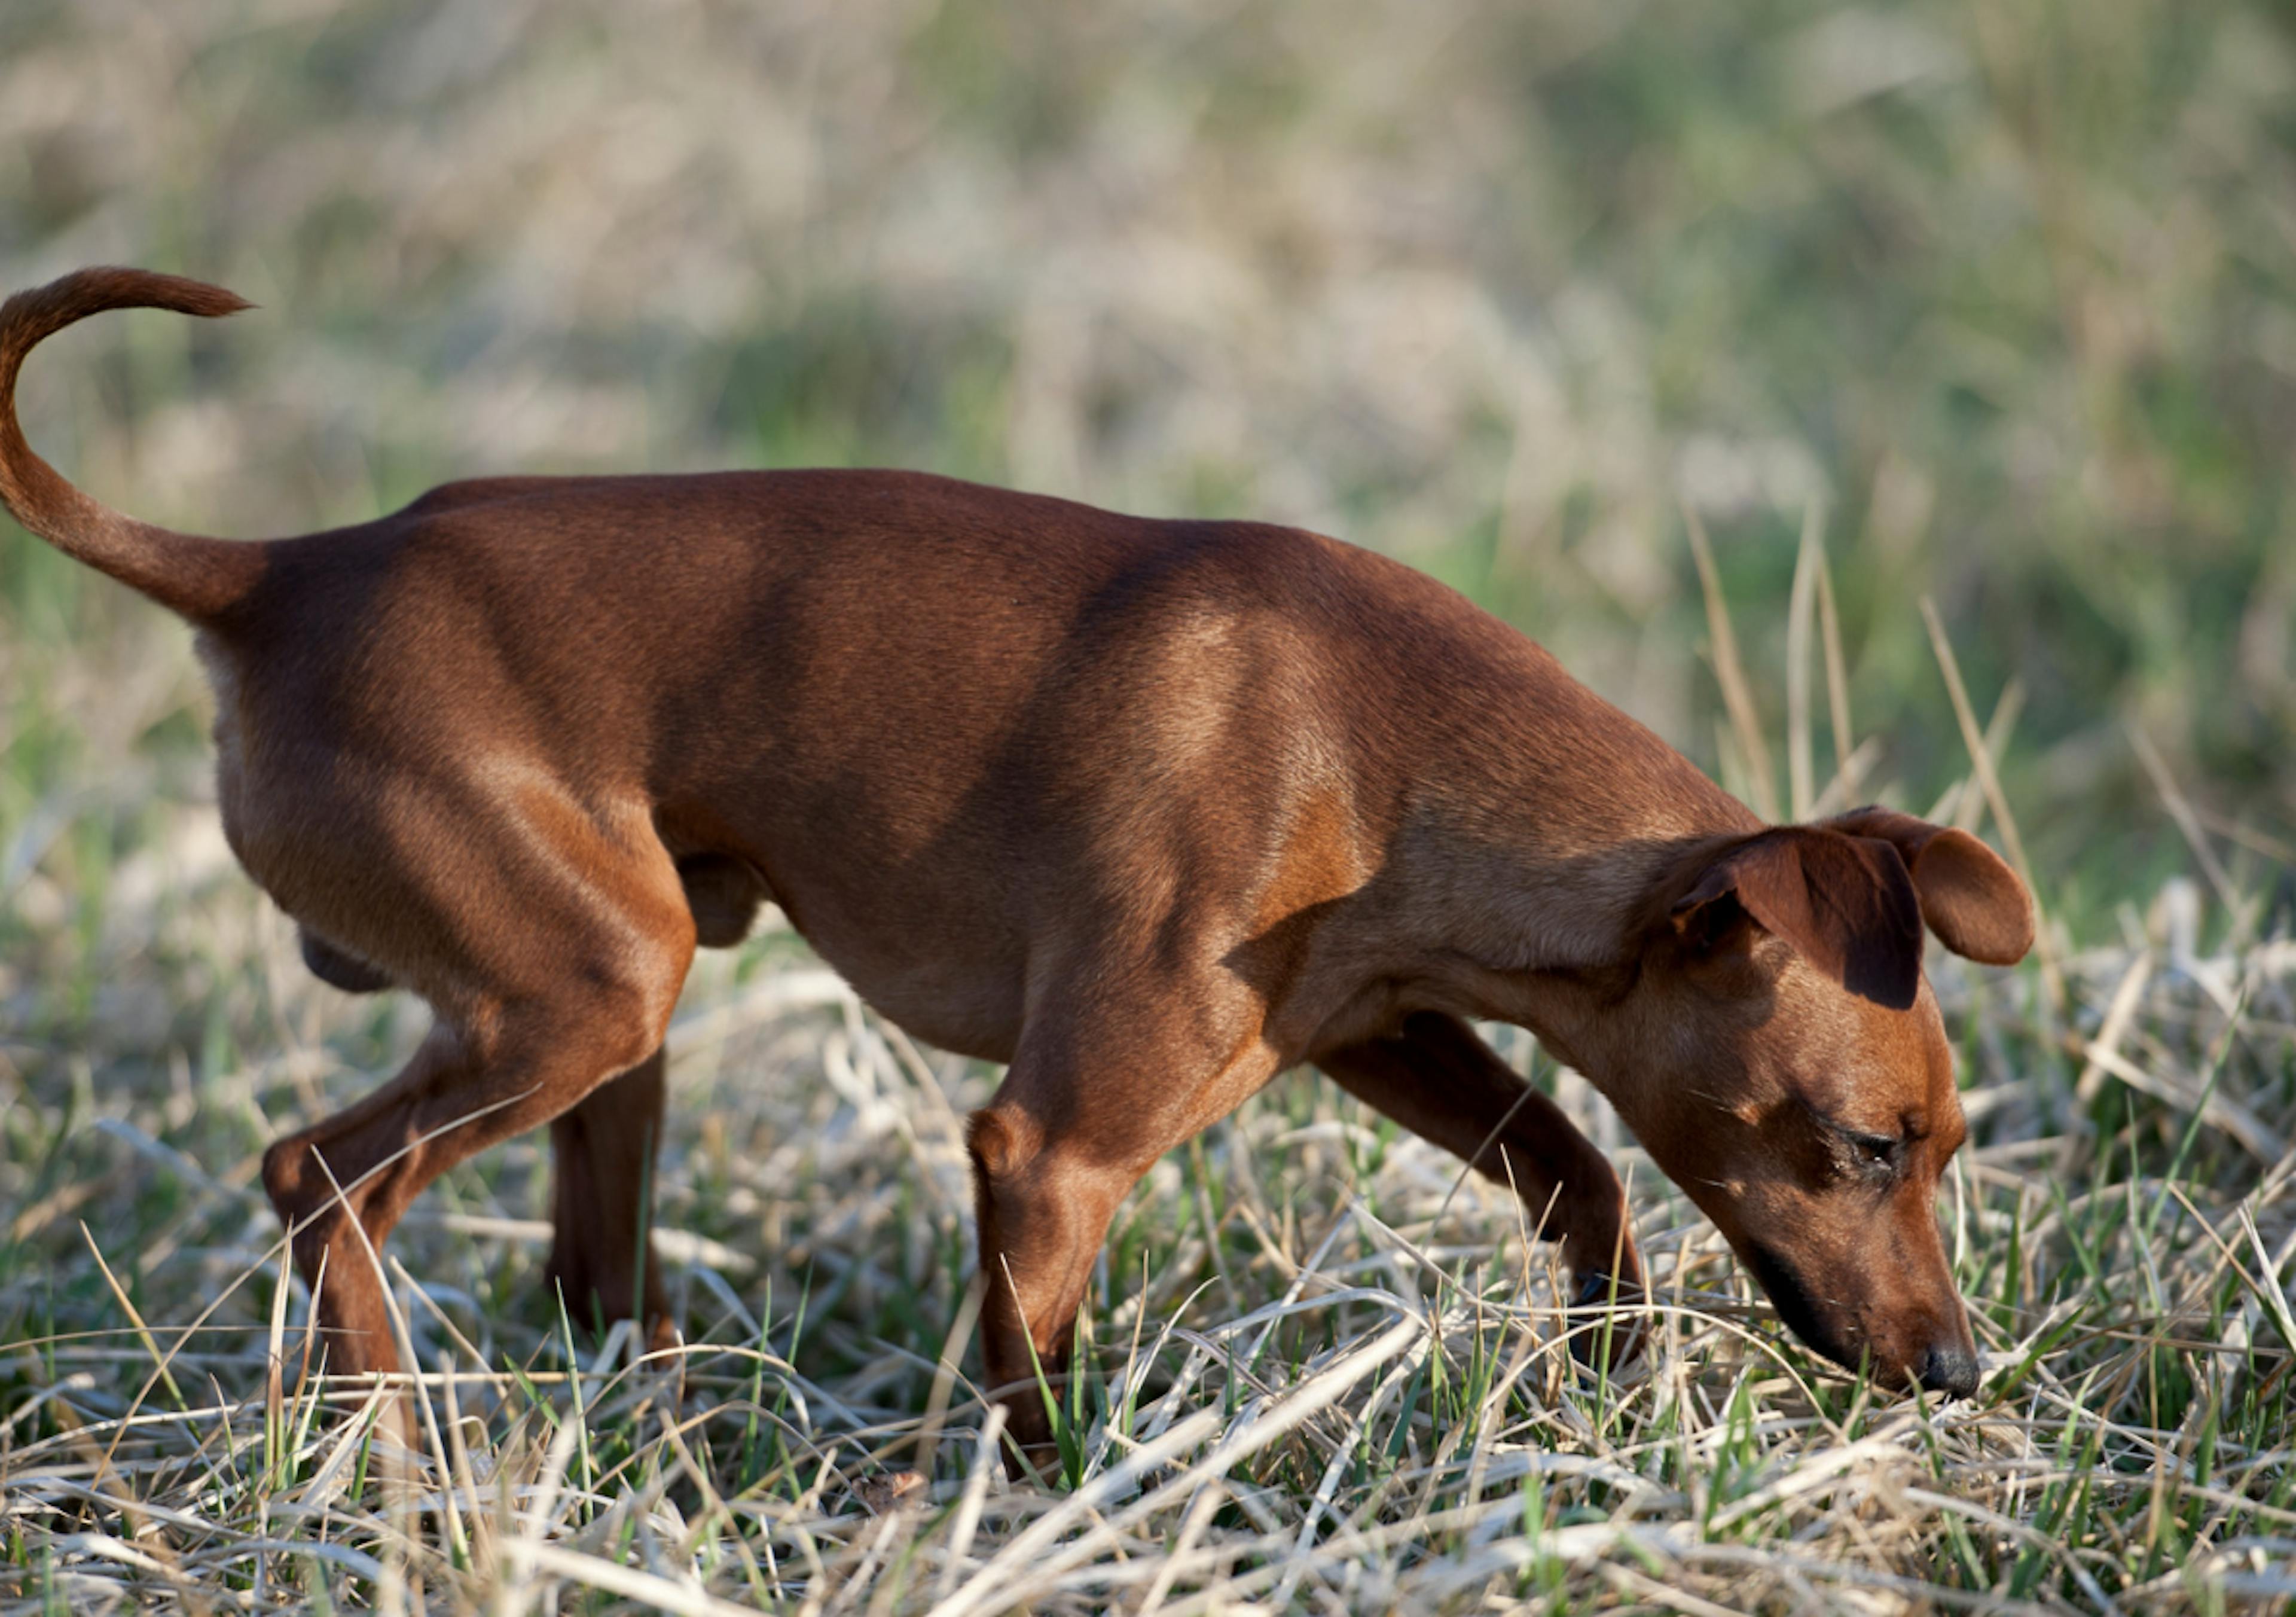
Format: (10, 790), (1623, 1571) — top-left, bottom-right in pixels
(1, 269), (2034, 1454)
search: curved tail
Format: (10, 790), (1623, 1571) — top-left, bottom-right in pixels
(0, 267), (263, 621)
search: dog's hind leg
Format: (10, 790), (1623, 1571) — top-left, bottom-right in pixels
(545, 1044), (677, 1350)
(520, 850), (770, 1351)
(255, 797), (697, 1399)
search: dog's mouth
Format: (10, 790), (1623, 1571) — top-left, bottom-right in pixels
(1741, 1240), (1867, 1375)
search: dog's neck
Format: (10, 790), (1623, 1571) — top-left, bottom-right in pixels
(1311, 652), (1761, 1088)
(1379, 666), (1760, 969)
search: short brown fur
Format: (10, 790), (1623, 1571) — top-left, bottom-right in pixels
(1, 269), (2035, 1454)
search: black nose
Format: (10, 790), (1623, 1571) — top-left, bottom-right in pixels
(1916, 1341), (1980, 1399)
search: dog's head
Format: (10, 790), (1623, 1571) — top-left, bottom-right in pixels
(1585, 807), (2033, 1396)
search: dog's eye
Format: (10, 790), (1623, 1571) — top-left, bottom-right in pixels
(1845, 1131), (1903, 1175)
(1804, 1101), (1914, 1183)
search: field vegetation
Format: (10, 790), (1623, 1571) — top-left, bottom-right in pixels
(4, 1), (2293, 1609)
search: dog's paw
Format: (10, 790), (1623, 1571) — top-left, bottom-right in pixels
(1565, 1270), (1648, 1374)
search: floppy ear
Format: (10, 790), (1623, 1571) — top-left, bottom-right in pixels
(1670, 828), (1925, 1009)
(1822, 807), (2034, 966)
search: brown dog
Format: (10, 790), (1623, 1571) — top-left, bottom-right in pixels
(1, 269), (2033, 1453)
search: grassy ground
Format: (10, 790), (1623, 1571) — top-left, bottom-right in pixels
(5, 1), (2296, 1610)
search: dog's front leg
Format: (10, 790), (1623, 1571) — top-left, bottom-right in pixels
(965, 996), (1283, 1469)
(1317, 1011), (1644, 1361)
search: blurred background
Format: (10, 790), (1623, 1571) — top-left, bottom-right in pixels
(3, 0), (2292, 938)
